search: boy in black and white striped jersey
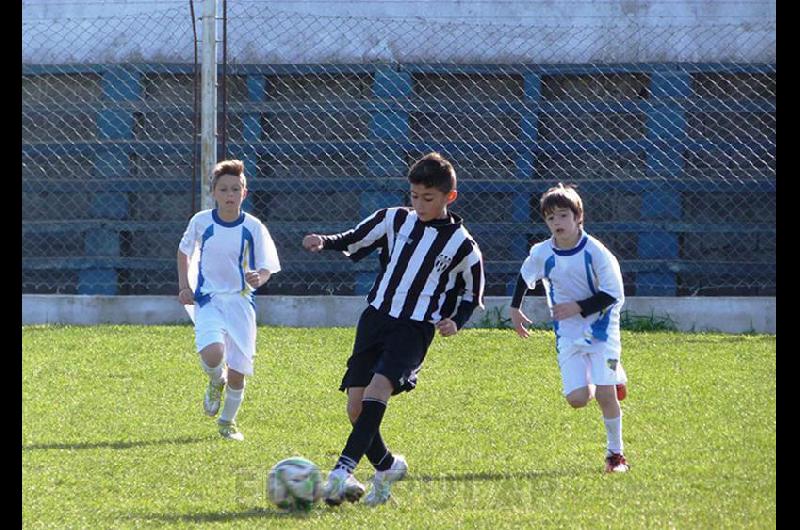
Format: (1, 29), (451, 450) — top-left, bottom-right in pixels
(302, 152), (485, 507)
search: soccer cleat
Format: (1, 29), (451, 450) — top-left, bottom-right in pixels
(323, 468), (366, 506)
(364, 454), (408, 507)
(616, 383), (627, 401)
(203, 378), (226, 417)
(604, 452), (630, 473)
(217, 420), (244, 441)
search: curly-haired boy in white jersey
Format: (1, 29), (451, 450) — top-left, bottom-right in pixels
(177, 159), (281, 441)
(510, 183), (630, 473)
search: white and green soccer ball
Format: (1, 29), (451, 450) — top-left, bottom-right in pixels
(267, 457), (323, 511)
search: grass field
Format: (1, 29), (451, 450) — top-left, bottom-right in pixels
(22, 325), (776, 528)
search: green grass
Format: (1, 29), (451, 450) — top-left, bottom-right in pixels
(22, 325), (776, 529)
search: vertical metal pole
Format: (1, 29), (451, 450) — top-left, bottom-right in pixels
(190, 0), (199, 216)
(200, 0), (217, 210)
(220, 0), (227, 160)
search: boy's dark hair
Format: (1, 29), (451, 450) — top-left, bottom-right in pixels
(407, 152), (456, 193)
(540, 183), (584, 225)
(211, 159), (246, 191)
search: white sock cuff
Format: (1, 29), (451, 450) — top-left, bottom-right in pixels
(199, 357), (219, 371)
(226, 386), (244, 398)
(199, 358), (224, 379)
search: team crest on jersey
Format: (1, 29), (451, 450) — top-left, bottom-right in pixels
(607, 359), (618, 371)
(434, 254), (453, 273)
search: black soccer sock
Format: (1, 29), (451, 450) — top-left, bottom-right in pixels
(335, 398), (387, 474)
(365, 430), (395, 472)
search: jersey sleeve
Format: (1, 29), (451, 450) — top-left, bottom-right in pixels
(459, 242), (486, 309)
(519, 245), (544, 289)
(591, 245), (625, 305)
(254, 222), (282, 274)
(321, 208), (390, 260)
(178, 214), (199, 256)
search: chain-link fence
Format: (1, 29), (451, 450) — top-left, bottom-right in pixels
(23, 4), (776, 297)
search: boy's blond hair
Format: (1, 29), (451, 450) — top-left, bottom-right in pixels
(211, 159), (246, 191)
(540, 183), (584, 225)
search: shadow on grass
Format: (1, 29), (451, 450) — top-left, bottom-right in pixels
(123, 507), (317, 524)
(22, 434), (212, 451)
(408, 468), (587, 482)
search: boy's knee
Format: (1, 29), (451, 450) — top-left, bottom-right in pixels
(565, 388), (591, 408)
(347, 401), (362, 424)
(227, 369), (245, 390)
(594, 385), (618, 406)
(199, 343), (224, 366)
(566, 397), (589, 408)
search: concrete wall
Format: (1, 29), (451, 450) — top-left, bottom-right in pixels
(23, 0), (775, 64)
(22, 295), (776, 334)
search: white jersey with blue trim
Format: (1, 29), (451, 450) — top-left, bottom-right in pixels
(520, 229), (624, 349)
(179, 209), (281, 304)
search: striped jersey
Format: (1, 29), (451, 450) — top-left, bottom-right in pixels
(520, 230), (624, 348)
(179, 209), (281, 306)
(322, 207), (485, 323)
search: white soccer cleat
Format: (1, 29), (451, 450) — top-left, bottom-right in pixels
(323, 468), (366, 506)
(364, 454), (408, 507)
(217, 420), (244, 441)
(203, 377), (226, 417)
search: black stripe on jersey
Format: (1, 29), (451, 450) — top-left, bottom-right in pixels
(366, 210), (409, 305)
(397, 225), (454, 319)
(423, 238), (475, 321)
(377, 220), (427, 314)
(393, 208), (409, 234)
(349, 235), (387, 263)
(439, 272), (465, 318)
(365, 235), (390, 303)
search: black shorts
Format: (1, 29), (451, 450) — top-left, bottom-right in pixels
(339, 306), (436, 395)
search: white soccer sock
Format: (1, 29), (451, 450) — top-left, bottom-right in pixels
(219, 386), (244, 424)
(603, 413), (624, 455)
(199, 358), (225, 385)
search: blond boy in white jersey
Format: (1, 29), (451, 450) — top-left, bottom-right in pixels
(510, 183), (630, 473)
(177, 159), (281, 441)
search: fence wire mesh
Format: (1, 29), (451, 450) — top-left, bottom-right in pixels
(22, 4), (776, 297)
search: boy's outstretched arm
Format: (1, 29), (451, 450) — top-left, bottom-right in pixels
(302, 209), (389, 259)
(302, 234), (325, 252)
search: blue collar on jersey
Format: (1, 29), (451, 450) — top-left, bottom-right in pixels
(212, 209), (245, 227)
(551, 230), (588, 256)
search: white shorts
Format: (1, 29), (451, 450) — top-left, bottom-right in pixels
(194, 293), (257, 376)
(557, 338), (627, 396)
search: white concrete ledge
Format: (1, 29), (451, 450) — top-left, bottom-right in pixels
(22, 295), (775, 334)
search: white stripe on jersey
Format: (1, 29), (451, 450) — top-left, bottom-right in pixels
(344, 210), (388, 257)
(385, 208), (398, 256)
(461, 252), (478, 303)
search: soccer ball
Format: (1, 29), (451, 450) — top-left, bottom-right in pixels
(267, 457), (323, 511)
